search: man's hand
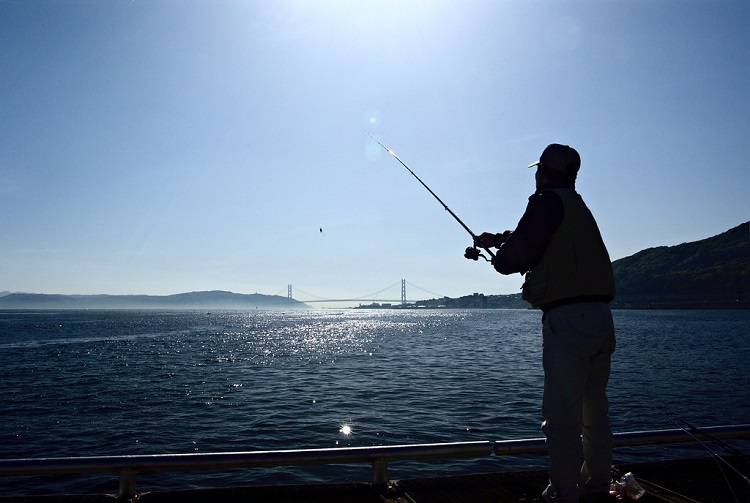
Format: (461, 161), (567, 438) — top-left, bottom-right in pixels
(474, 232), (497, 248)
(474, 231), (511, 249)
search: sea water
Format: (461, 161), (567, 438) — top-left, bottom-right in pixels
(1, 309), (748, 495)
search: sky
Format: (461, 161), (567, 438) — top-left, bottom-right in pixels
(1, 0), (748, 306)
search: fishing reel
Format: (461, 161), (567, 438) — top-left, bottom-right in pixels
(464, 246), (492, 262)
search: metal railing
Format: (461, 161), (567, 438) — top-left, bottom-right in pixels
(494, 424), (750, 455)
(1, 424), (748, 500)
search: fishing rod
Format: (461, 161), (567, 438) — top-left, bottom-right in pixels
(366, 131), (495, 262)
(648, 404), (750, 501)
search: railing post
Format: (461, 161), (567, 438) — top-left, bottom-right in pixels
(118, 468), (136, 500)
(371, 457), (388, 486)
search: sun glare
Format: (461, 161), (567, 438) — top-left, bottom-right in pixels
(288, 0), (447, 46)
(339, 424), (352, 436)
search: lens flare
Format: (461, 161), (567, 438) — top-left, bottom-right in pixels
(364, 139), (383, 161)
(363, 108), (382, 128)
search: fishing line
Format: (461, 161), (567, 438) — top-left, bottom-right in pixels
(647, 404), (750, 502)
(669, 412), (749, 461)
(649, 404), (750, 468)
(365, 131), (495, 262)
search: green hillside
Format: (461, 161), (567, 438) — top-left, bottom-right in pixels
(611, 222), (749, 308)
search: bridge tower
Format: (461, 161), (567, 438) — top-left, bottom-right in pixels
(401, 279), (406, 306)
(288, 284), (292, 300)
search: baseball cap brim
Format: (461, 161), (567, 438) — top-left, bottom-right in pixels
(526, 144), (580, 173)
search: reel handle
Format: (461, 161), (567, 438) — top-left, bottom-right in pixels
(464, 246), (492, 262)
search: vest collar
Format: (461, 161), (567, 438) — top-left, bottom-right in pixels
(537, 179), (575, 193)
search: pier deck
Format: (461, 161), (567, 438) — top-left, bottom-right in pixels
(2, 455), (748, 503)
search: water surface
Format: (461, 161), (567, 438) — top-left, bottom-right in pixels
(1, 309), (748, 495)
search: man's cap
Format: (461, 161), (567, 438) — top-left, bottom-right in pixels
(527, 144), (580, 174)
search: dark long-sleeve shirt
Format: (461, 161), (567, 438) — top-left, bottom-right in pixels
(493, 180), (572, 275)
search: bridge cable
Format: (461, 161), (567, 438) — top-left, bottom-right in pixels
(293, 282), (403, 302)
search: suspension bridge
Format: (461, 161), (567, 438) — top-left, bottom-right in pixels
(280, 280), (446, 305)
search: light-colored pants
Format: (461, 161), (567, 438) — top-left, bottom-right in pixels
(540, 302), (616, 503)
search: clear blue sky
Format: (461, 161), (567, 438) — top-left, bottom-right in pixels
(1, 0), (748, 304)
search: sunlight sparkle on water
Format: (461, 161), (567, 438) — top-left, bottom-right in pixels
(339, 424), (352, 436)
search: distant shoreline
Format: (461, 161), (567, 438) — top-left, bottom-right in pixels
(0, 290), (309, 310)
(1, 291), (747, 311)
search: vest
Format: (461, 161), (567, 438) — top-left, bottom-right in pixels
(521, 188), (616, 308)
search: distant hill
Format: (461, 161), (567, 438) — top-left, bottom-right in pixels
(0, 290), (309, 310)
(611, 222), (749, 309)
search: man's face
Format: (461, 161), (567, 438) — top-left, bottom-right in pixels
(535, 165), (546, 189)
